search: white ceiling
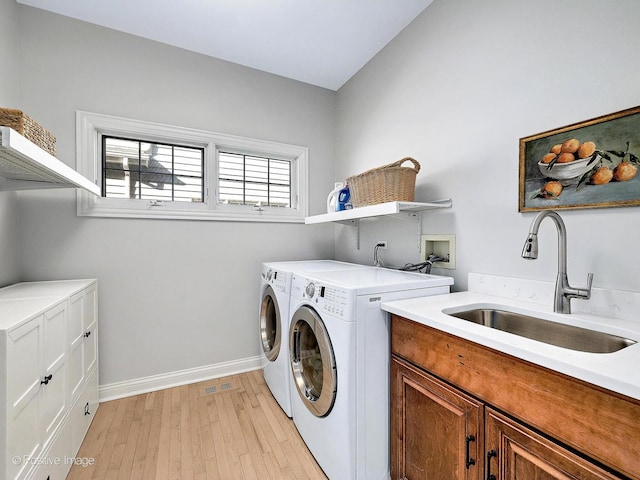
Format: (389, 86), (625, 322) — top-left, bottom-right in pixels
(17, 0), (434, 91)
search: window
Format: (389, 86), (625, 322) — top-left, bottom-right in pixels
(76, 111), (308, 222)
(218, 152), (291, 207)
(102, 136), (205, 202)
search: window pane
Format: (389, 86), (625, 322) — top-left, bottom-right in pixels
(102, 136), (204, 202)
(218, 152), (291, 207)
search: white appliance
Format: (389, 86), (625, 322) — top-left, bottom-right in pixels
(259, 260), (368, 417)
(288, 267), (453, 480)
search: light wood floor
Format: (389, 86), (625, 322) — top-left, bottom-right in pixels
(67, 370), (328, 480)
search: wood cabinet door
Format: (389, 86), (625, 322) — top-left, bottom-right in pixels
(391, 356), (484, 480)
(485, 408), (623, 480)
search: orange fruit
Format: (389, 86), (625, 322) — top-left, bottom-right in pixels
(550, 144), (562, 154)
(541, 153), (557, 164)
(613, 161), (638, 181)
(541, 181), (562, 199)
(557, 152), (575, 163)
(577, 141), (596, 159)
(591, 166), (613, 185)
(560, 139), (580, 153)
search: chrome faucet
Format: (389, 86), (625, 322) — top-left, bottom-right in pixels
(521, 210), (593, 314)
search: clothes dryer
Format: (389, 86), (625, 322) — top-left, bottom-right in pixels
(288, 267), (453, 479)
(259, 260), (368, 417)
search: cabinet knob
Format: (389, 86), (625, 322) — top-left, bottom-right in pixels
(84, 330), (91, 338)
(84, 402), (91, 416)
(41, 374), (53, 385)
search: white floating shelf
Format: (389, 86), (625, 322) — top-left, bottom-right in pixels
(305, 199), (452, 224)
(0, 127), (100, 194)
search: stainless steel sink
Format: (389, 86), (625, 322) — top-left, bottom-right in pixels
(447, 308), (636, 353)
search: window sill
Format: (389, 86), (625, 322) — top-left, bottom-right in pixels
(76, 197), (305, 223)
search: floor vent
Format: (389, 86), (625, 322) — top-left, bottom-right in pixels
(203, 382), (234, 395)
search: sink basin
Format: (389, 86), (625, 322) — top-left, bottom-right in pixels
(446, 308), (636, 353)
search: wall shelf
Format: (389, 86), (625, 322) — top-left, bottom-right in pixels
(305, 199), (452, 225)
(0, 127), (100, 194)
(305, 199), (452, 250)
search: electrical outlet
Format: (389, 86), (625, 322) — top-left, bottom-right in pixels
(376, 241), (388, 249)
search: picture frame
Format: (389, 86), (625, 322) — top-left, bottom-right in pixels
(519, 106), (640, 212)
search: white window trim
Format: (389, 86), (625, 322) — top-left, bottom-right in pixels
(76, 111), (309, 222)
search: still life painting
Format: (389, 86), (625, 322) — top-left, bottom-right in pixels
(519, 106), (640, 212)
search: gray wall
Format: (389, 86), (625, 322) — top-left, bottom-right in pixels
(16, 6), (336, 385)
(0, 0), (20, 287)
(12, 0), (640, 388)
(335, 0), (640, 293)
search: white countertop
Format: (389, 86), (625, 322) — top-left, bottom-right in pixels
(0, 279), (96, 331)
(382, 291), (640, 401)
(0, 279), (94, 300)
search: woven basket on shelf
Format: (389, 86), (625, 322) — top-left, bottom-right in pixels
(346, 157), (421, 208)
(0, 108), (57, 156)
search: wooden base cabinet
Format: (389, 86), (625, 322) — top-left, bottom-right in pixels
(0, 280), (99, 480)
(485, 409), (620, 480)
(391, 315), (639, 480)
(391, 358), (484, 480)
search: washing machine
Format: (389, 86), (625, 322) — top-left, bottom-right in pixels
(288, 267), (453, 479)
(259, 260), (368, 417)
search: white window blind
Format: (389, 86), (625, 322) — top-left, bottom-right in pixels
(218, 152), (291, 207)
(103, 136), (204, 202)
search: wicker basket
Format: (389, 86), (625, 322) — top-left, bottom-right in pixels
(0, 108), (56, 157)
(346, 157), (420, 208)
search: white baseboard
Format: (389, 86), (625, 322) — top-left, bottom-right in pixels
(99, 355), (262, 402)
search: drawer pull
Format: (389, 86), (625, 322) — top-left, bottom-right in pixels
(84, 402), (91, 416)
(465, 435), (476, 468)
(487, 450), (497, 480)
(41, 374), (53, 385)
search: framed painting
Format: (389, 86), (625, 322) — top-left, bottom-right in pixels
(519, 106), (640, 212)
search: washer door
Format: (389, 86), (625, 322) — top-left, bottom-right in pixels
(289, 305), (337, 417)
(260, 285), (281, 362)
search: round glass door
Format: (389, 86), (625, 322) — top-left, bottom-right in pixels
(289, 305), (337, 417)
(260, 285), (281, 362)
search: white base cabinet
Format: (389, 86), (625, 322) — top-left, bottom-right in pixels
(0, 280), (99, 480)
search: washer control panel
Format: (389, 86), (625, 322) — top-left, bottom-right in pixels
(262, 267), (291, 294)
(291, 275), (352, 320)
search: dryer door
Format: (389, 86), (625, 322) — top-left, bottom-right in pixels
(260, 285), (281, 362)
(289, 305), (337, 417)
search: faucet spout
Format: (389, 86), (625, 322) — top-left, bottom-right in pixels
(521, 210), (593, 314)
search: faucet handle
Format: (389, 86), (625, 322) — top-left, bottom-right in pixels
(586, 272), (594, 289)
(583, 273), (594, 299)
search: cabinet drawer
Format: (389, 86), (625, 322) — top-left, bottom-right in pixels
(70, 368), (99, 454)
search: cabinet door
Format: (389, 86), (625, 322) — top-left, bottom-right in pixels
(68, 285), (98, 403)
(7, 316), (43, 480)
(82, 284), (98, 374)
(391, 356), (484, 480)
(68, 291), (85, 401)
(41, 302), (67, 440)
(485, 408), (623, 480)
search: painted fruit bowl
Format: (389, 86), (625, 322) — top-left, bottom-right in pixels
(537, 154), (600, 185)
